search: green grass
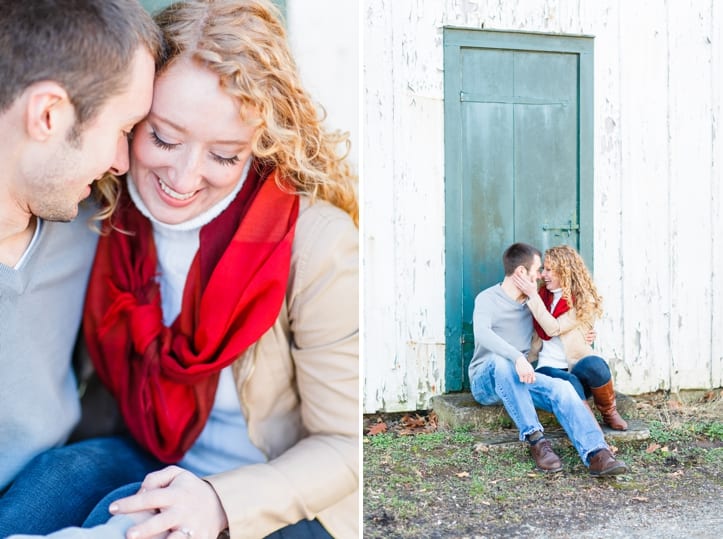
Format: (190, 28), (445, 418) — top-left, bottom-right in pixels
(364, 404), (723, 538)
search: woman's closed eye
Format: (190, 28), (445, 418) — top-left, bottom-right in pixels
(151, 128), (240, 167)
(211, 153), (240, 167)
(150, 129), (178, 151)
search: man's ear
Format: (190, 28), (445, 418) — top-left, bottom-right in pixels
(23, 81), (75, 142)
(514, 265), (526, 276)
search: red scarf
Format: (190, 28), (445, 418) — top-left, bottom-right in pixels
(533, 287), (571, 340)
(83, 164), (299, 462)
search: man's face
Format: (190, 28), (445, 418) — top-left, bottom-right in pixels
(523, 255), (542, 283)
(23, 48), (155, 222)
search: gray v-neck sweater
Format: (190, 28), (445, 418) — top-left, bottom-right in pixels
(0, 203), (98, 490)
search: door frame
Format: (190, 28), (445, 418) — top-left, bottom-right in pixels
(443, 28), (594, 392)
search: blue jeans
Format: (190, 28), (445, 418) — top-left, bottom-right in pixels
(86, 484), (333, 538)
(537, 355), (611, 400)
(0, 436), (164, 537)
(470, 354), (608, 465)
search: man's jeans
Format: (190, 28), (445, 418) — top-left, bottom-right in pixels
(470, 354), (608, 465)
(536, 355), (611, 400)
(0, 436), (163, 537)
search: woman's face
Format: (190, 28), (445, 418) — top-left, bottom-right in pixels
(129, 57), (257, 225)
(541, 260), (561, 291)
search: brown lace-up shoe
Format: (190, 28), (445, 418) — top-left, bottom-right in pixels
(588, 448), (628, 476)
(529, 439), (563, 472)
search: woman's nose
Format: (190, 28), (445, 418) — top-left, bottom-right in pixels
(166, 149), (204, 193)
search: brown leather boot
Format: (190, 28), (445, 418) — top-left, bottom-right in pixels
(588, 448), (628, 476)
(529, 439), (563, 473)
(591, 380), (628, 430)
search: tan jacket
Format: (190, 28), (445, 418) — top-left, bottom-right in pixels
(206, 198), (359, 539)
(526, 293), (593, 367)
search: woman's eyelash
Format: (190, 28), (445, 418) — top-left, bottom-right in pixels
(150, 130), (177, 151)
(212, 154), (240, 167)
(150, 129), (240, 166)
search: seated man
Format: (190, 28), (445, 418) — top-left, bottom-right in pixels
(0, 0), (161, 534)
(468, 242), (627, 476)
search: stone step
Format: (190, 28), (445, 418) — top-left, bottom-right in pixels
(430, 392), (650, 445)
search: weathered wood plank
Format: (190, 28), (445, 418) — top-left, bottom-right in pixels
(667, 0), (714, 390)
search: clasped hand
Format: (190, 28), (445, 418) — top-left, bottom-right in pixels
(109, 465), (228, 539)
(515, 356), (535, 384)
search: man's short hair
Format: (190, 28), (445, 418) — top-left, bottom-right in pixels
(0, 0), (161, 127)
(502, 242), (542, 276)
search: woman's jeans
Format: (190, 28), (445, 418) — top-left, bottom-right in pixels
(536, 355), (611, 400)
(0, 436), (164, 537)
(470, 354), (607, 465)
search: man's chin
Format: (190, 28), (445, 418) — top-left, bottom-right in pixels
(37, 206), (79, 223)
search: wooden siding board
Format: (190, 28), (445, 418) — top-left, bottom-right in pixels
(395, 2), (447, 409)
(616, 0), (672, 391)
(590, 1), (626, 386)
(667, 0), (715, 389)
(362, 0), (401, 412)
(713, 0), (723, 388)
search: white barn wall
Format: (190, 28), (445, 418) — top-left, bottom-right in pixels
(286, 0), (359, 168)
(363, 0), (722, 412)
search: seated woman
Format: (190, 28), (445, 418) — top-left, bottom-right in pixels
(5, 1), (358, 538)
(513, 244), (627, 431)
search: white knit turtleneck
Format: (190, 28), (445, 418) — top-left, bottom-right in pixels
(535, 289), (568, 370)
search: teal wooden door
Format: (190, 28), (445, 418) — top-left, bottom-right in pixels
(444, 29), (593, 391)
(140, 0), (173, 13)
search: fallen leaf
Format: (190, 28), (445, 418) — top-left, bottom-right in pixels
(527, 473), (538, 478)
(455, 471), (470, 478)
(667, 399), (683, 411)
(646, 443), (661, 453)
(401, 413), (427, 429)
(632, 496), (649, 502)
(367, 422), (387, 435)
(702, 390), (717, 402)
(473, 443), (490, 453)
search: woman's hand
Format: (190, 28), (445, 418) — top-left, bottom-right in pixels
(585, 327), (597, 345)
(511, 273), (538, 299)
(109, 466), (229, 539)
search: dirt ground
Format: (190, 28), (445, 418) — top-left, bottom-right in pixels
(363, 390), (723, 538)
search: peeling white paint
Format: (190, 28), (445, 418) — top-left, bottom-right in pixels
(363, 0), (723, 412)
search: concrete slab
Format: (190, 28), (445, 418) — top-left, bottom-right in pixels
(430, 392), (650, 445)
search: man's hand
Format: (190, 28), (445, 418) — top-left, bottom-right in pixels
(515, 357), (535, 384)
(585, 328), (597, 345)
